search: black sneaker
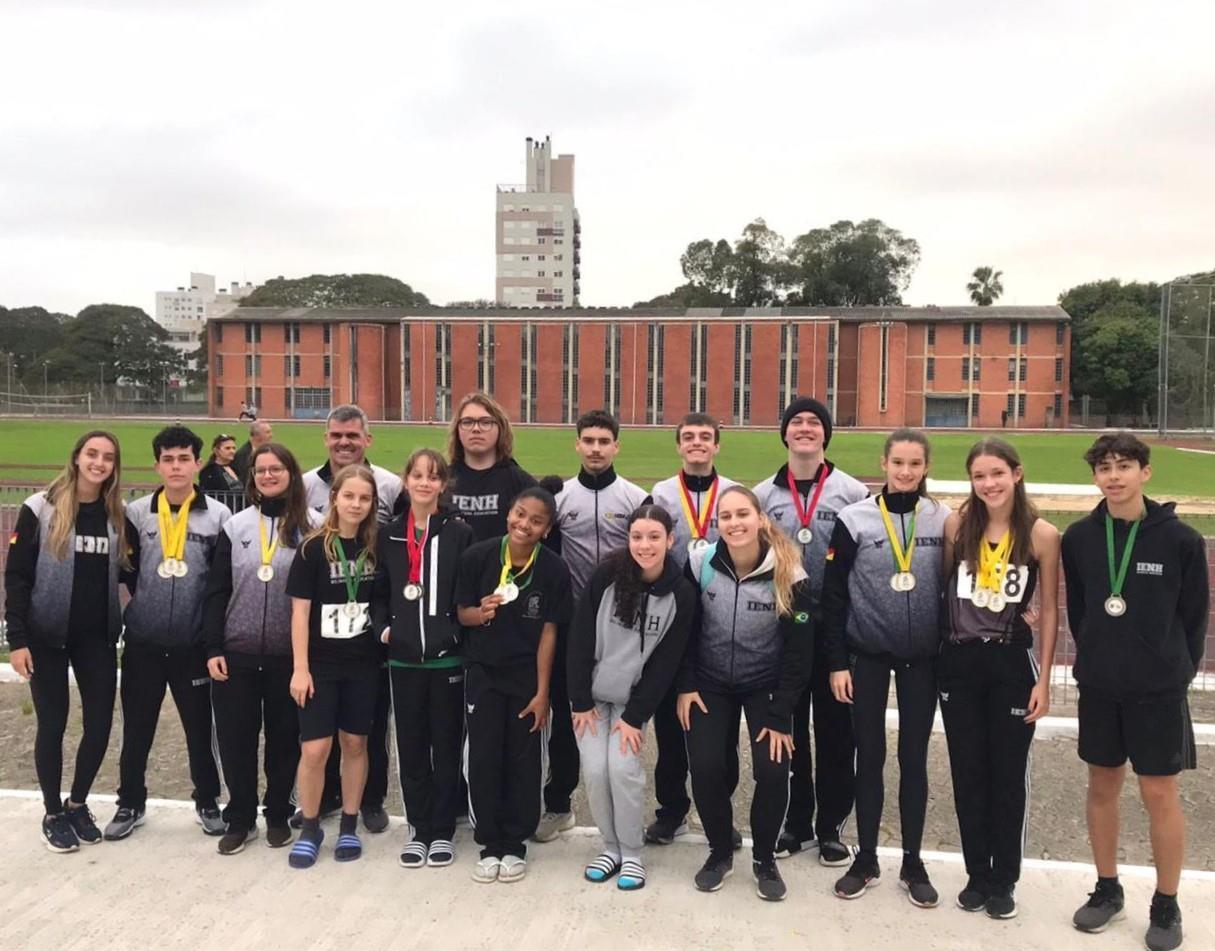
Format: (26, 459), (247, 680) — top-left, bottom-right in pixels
(63, 800), (102, 845)
(103, 805), (145, 841)
(1145, 895), (1183, 951)
(899, 857), (939, 908)
(42, 813), (80, 853)
(217, 825), (258, 855)
(196, 804), (225, 836)
(819, 839), (852, 867)
(774, 830), (814, 859)
(289, 797), (341, 830)
(361, 805), (390, 834)
(985, 887), (1017, 920)
(1073, 880), (1125, 933)
(834, 858), (880, 899)
(753, 860), (787, 902)
(694, 852), (734, 892)
(644, 815), (688, 846)
(266, 824), (293, 848)
(956, 876), (989, 912)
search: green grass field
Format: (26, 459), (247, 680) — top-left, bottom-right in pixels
(0, 419), (1211, 532)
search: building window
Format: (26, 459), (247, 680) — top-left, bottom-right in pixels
(603, 324), (620, 417)
(292, 387), (331, 413)
(323, 323), (331, 345)
(284, 356), (292, 378)
(927, 324), (935, 347)
(215, 385), (223, 408)
(562, 324), (580, 423)
(963, 322), (982, 346)
(826, 323), (837, 411)
(971, 393), (980, 418)
(1018, 393), (1026, 417)
(246, 386), (262, 408)
(284, 322), (300, 344)
(1008, 358), (1016, 382)
(1020, 356), (1028, 382)
(245, 355), (261, 376)
(742, 324), (753, 424)
(216, 355), (224, 376)
(926, 356), (934, 381)
(1054, 393), (1063, 417)
(245, 323), (261, 344)
(215, 323), (223, 343)
(732, 324), (743, 423)
(646, 324), (665, 425)
(477, 323), (495, 393)
(434, 323), (452, 421)
(527, 325), (538, 422)
(1055, 357), (1063, 382)
(1006, 392), (1016, 417)
(402, 325), (411, 392)
(779, 323), (800, 407)
(879, 324), (889, 413)
(1056, 321), (1065, 345)
(323, 355), (331, 379)
(1009, 321), (1028, 345)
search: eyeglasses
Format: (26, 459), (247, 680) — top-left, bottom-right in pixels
(458, 417), (498, 432)
(254, 465), (287, 477)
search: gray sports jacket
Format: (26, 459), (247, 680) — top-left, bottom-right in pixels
(303, 460), (402, 525)
(556, 467), (649, 594)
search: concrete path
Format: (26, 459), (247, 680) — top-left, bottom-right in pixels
(1, 791), (1212, 951)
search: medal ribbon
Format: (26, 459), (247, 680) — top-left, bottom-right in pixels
(498, 535), (538, 593)
(877, 495), (917, 574)
(156, 491), (196, 562)
(258, 510), (278, 568)
(337, 537), (369, 605)
(976, 532), (1012, 593)
(785, 465), (829, 533)
(1105, 509), (1143, 601)
(677, 472), (720, 541)
(405, 511), (429, 585)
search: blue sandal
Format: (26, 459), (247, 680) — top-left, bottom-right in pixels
(584, 853), (622, 883)
(335, 832), (363, 862)
(288, 830), (324, 869)
(618, 860), (646, 891)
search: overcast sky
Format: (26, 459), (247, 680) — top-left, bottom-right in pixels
(1, 0), (1212, 316)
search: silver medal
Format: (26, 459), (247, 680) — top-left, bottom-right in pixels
(688, 538), (710, 553)
(404, 583), (422, 601)
(987, 593), (1007, 613)
(157, 559), (175, 580)
(342, 602), (362, 619)
(1104, 595), (1127, 617)
(172, 559), (189, 578)
(257, 564), (275, 583)
(971, 588), (990, 609)
(796, 527), (813, 544)
(890, 571), (916, 592)
(496, 582), (520, 604)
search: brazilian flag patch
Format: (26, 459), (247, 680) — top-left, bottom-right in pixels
(794, 611), (810, 624)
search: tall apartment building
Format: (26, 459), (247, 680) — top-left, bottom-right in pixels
(155, 272), (257, 369)
(495, 136), (581, 307)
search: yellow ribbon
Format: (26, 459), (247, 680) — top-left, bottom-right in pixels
(877, 495), (916, 574)
(156, 491), (196, 562)
(258, 510), (278, 567)
(977, 532), (1013, 593)
(498, 536), (538, 590)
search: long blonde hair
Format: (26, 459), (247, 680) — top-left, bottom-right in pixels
(44, 430), (128, 567)
(718, 485), (803, 617)
(303, 464), (379, 568)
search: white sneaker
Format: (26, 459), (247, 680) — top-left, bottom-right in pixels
(472, 856), (501, 883)
(498, 854), (528, 883)
(532, 811), (575, 843)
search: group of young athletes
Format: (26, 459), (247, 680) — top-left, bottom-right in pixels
(5, 393), (1208, 951)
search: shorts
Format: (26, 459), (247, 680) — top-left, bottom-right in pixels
(297, 665), (380, 742)
(1078, 689), (1197, 777)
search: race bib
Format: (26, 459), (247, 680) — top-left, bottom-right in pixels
(320, 602), (370, 639)
(956, 562), (1029, 604)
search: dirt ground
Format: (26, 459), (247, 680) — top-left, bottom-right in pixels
(5, 682), (1214, 871)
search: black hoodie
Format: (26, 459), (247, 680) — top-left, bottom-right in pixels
(1061, 497), (1209, 698)
(448, 457), (537, 542)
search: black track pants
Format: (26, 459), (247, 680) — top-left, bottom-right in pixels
(787, 655), (856, 842)
(390, 665), (465, 843)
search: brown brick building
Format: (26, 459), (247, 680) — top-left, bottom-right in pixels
(207, 305), (1071, 428)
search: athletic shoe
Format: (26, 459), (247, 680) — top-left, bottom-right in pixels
(398, 840), (427, 869)
(834, 859), (880, 899)
(62, 800), (101, 845)
(195, 805), (225, 836)
(427, 839), (455, 867)
(1145, 895), (1183, 951)
(985, 887), (1017, 919)
(618, 860), (646, 892)
(1073, 880), (1125, 932)
(819, 840), (852, 867)
(472, 856), (501, 883)
(266, 824), (293, 849)
(361, 805), (390, 834)
(753, 860), (787, 902)
(585, 853), (622, 883)
(694, 852), (734, 892)
(334, 832), (363, 862)
(899, 857), (939, 908)
(532, 811), (575, 842)
(774, 830), (814, 859)
(498, 854), (527, 883)
(644, 816), (688, 846)
(288, 797), (340, 830)
(217, 825), (258, 856)
(103, 806), (145, 841)
(42, 813), (80, 853)
(288, 829), (324, 869)
(956, 877), (989, 912)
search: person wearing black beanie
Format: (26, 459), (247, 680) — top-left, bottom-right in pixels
(754, 396), (868, 867)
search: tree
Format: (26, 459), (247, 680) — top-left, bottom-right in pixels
(632, 283), (733, 308)
(729, 219), (787, 306)
(967, 266), (1004, 305)
(241, 274), (429, 308)
(41, 304), (182, 390)
(786, 219), (920, 306)
(1077, 301), (1159, 415)
(0, 306), (70, 384)
(1058, 278), (1161, 402)
(185, 333), (208, 388)
(680, 239), (735, 296)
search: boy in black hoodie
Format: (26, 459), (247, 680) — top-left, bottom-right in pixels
(1062, 433), (1208, 951)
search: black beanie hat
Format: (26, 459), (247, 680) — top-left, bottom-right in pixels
(781, 397), (833, 448)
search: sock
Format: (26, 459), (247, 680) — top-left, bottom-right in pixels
(301, 816), (320, 838)
(1153, 890), (1178, 905)
(1098, 875), (1120, 890)
(340, 812), (358, 836)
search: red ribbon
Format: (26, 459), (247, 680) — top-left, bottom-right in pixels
(405, 511), (429, 584)
(785, 464), (829, 531)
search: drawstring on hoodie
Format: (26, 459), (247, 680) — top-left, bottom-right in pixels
(637, 591), (650, 653)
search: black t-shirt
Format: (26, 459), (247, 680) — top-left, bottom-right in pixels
(69, 499), (112, 641)
(286, 534), (380, 669)
(455, 536), (573, 695)
(448, 460), (537, 542)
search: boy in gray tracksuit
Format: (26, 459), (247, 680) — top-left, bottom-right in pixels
(567, 553), (697, 881)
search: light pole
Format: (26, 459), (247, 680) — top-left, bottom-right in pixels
(42, 361), (49, 398)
